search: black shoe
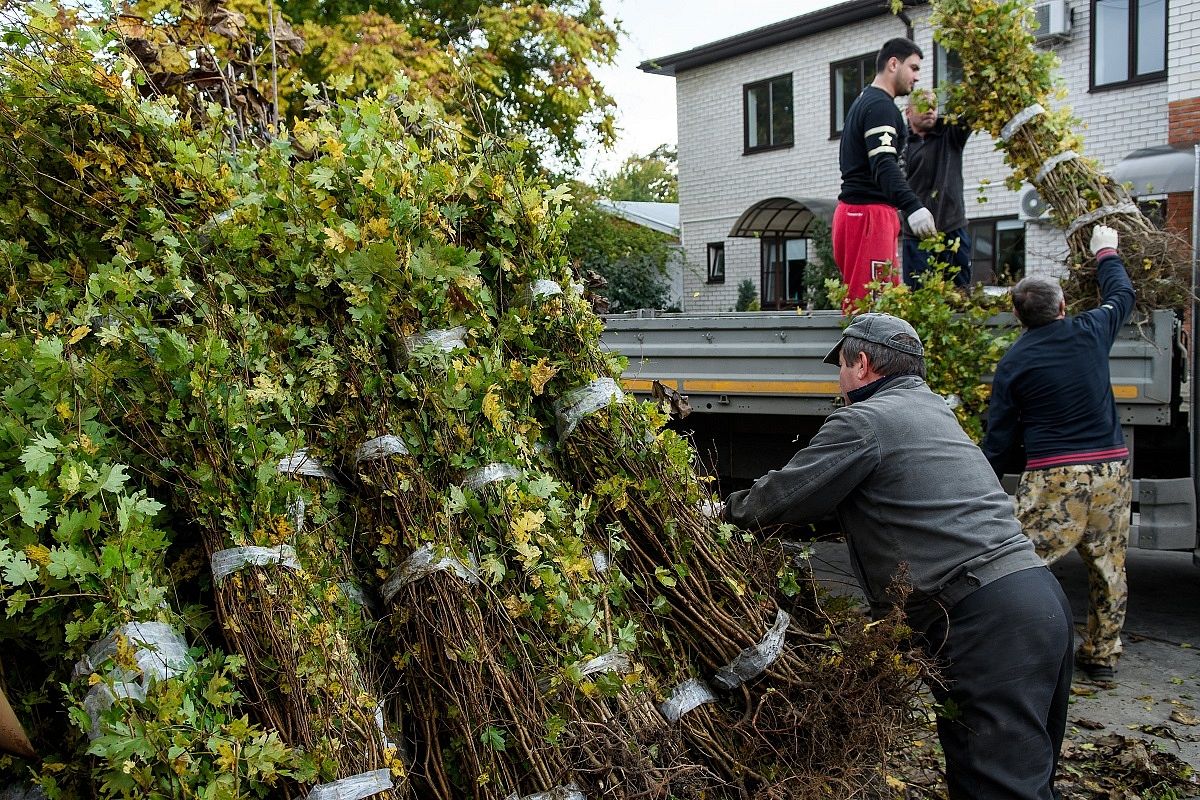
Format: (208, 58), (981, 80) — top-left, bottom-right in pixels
(1075, 658), (1115, 682)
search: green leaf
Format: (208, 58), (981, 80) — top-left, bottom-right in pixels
(1, 549), (38, 586)
(47, 547), (96, 580)
(11, 486), (50, 528)
(480, 726), (507, 752)
(20, 432), (60, 475)
(98, 463), (130, 495)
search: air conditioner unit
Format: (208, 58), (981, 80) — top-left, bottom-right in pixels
(1033, 0), (1071, 42)
(1018, 187), (1052, 221)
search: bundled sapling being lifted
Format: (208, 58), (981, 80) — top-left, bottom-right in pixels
(929, 0), (1189, 310)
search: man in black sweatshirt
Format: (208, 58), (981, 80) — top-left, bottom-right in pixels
(835, 38), (937, 306)
(982, 225), (1135, 682)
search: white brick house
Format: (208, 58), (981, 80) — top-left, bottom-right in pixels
(640, 0), (1198, 313)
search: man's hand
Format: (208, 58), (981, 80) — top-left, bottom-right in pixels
(908, 207), (937, 239)
(1089, 224), (1118, 255)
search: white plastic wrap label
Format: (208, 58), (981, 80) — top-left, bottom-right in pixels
(73, 622), (193, 740)
(211, 544), (302, 586)
(659, 677), (718, 722)
(305, 769), (394, 800)
(381, 544), (480, 604)
(590, 550), (610, 574)
(578, 648), (631, 678)
(999, 103), (1045, 142)
(698, 500), (724, 519)
(523, 279), (563, 304)
(1065, 202), (1140, 239)
(403, 326), (467, 356)
(1035, 150), (1079, 183)
(462, 463), (522, 491)
(287, 495), (307, 535)
(711, 609), (791, 691)
(354, 435), (410, 463)
(277, 449), (336, 479)
(506, 784), (586, 800)
(553, 378), (625, 440)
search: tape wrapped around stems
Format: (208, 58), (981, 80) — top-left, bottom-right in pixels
(553, 378), (625, 440)
(1064, 202), (1140, 239)
(659, 677), (718, 722)
(73, 622), (193, 740)
(522, 279), (563, 304)
(1035, 150), (1079, 183)
(506, 784), (586, 800)
(402, 326), (466, 357)
(462, 463), (522, 491)
(711, 609), (791, 691)
(354, 435), (410, 463)
(590, 550), (610, 574)
(999, 103), (1045, 142)
(305, 769), (394, 800)
(277, 449), (336, 479)
(381, 543), (480, 604)
(578, 648), (632, 678)
(211, 544), (302, 586)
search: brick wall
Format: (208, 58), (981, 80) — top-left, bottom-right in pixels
(671, 0), (1191, 307)
(1169, 97), (1200, 145)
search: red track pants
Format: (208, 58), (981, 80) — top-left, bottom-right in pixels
(832, 201), (901, 307)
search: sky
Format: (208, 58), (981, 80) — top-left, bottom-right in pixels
(579, 0), (843, 182)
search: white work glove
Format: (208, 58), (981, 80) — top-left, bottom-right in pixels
(1089, 224), (1118, 255)
(907, 207), (937, 239)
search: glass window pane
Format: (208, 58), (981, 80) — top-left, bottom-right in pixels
(785, 239), (807, 304)
(761, 240), (778, 302)
(747, 86), (762, 149)
(995, 224), (1026, 285)
(1136, 0), (1166, 75)
(835, 62), (861, 132)
(772, 76), (794, 146)
(1094, 0), (1131, 86)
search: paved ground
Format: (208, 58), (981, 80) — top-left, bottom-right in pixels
(806, 540), (1200, 768)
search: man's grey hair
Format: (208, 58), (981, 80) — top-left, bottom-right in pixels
(841, 335), (927, 379)
(1011, 275), (1064, 328)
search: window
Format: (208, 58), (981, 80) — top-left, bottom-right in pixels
(830, 53), (875, 138)
(743, 75), (794, 153)
(760, 237), (808, 308)
(966, 217), (1026, 285)
(933, 43), (963, 100)
(1091, 0), (1167, 89)
(1137, 196), (1168, 228)
(707, 242), (726, 283)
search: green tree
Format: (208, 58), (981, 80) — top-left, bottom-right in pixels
(121, 0), (619, 166)
(596, 144), (678, 201)
(565, 187), (675, 311)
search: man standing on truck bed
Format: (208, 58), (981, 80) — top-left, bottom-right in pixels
(982, 225), (1135, 683)
(723, 312), (1072, 800)
(901, 89), (973, 289)
(834, 38), (938, 306)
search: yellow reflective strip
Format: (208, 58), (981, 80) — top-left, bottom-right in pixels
(682, 379), (841, 395)
(1112, 384), (1138, 399)
(620, 378), (657, 392)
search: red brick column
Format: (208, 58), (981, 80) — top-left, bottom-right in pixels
(1167, 98), (1199, 250)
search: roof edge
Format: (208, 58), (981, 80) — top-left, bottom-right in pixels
(638, 0), (926, 77)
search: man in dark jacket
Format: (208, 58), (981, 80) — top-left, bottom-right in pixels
(901, 89), (973, 288)
(724, 313), (1072, 800)
(982, 225), (1135, 682)
(834, 38), (937, 305)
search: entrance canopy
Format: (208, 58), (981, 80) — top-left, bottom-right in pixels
(1108, 144), (1198, 195)
(728, 197), (837, 238)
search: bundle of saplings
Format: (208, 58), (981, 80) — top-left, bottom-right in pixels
(930, 0), (1189, 311)
(0, 11), (401, 797)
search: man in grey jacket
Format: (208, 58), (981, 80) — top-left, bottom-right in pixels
(724, 313), (1073, 800)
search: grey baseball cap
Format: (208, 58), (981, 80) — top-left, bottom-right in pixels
(823, 313), (925, 365)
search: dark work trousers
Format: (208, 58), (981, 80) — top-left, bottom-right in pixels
(922, 566), (1073, 800)
(903, 227), (972, 289)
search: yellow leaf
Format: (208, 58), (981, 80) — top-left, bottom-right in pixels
(529, 358), (557, 396)
(67, 325), (90, 345)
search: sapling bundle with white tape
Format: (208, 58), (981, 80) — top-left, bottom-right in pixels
(468, 156), (928, 795)
(930, 0), (1188, 311)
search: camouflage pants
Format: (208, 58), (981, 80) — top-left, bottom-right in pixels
(1015, 460), (1131, 668)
